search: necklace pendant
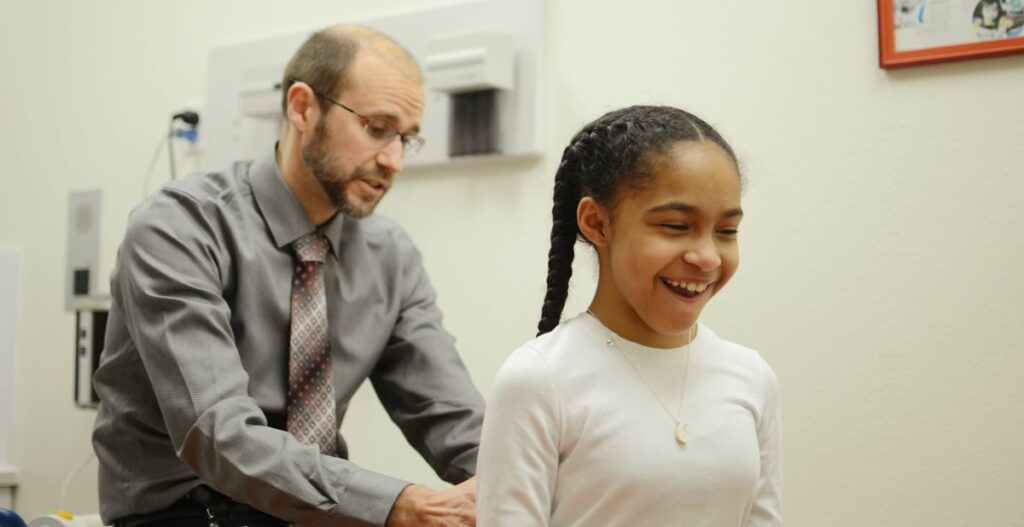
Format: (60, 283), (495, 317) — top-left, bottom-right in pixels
(674, 422), (688, 446)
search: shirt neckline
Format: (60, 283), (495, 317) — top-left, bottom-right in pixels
(577, 312), (711, 364)
(249, 147), (345, 258)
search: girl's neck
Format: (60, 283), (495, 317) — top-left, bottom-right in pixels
(587, 299), (696, 349)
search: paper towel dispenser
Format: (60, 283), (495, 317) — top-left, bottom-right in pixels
(426, 32), (514, 93)
(427, 32), (515, 157)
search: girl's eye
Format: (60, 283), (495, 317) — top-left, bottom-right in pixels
(717, 228), (739, 236)
(660, 224), (689, 232)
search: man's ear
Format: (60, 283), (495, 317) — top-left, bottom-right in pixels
(285, 81), (318, 134)
(577, 196), (610, 248)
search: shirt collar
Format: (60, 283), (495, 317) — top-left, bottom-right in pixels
(250, 146), (344, 258)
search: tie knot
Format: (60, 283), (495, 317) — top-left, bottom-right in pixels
(293, 234), (329, 263)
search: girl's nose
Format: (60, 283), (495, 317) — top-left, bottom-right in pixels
(682, 238), (721, 272)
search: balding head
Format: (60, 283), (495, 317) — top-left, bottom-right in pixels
(280, 24), (421, 115)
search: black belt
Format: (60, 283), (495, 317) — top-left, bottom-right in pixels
(113, 486), (288, 527)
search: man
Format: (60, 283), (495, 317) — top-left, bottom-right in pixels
(93, 25), (484, 527)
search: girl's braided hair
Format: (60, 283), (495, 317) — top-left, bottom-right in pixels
(536, 105), (738, 336)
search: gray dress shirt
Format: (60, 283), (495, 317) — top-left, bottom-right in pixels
(92, 149), (485, 526)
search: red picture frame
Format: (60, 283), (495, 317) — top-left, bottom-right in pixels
(878, 0), (1024, 68)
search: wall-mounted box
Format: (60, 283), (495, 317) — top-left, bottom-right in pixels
(426, 32), (515, 94)
(73, 299), (109, 409)
(65, 190), (102, 312)
(201, 0), (544, 171)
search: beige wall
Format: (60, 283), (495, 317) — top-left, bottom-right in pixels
(2, 1), (1023, 524)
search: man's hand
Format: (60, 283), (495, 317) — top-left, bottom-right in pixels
(386, 478), (477, 527)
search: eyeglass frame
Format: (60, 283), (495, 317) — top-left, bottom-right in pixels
(287, 78), (425, 156)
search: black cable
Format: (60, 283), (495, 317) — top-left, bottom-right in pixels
(149, 110), (200, 193)
(167, 119), (177, 181)
(166, 111), (200, 181)
(141, 132), (167, 199)
(173, 111), (200, 126)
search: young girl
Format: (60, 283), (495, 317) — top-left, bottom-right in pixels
(476, 106), (782, 526)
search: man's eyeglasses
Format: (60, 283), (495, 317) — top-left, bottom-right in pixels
(290, 79), (425, 157)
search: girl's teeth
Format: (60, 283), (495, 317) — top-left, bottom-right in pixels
(664, 279), (709, 293)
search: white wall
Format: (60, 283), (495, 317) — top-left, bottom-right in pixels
(0, 251), (21, 509)
(2, 1), (1023, 524)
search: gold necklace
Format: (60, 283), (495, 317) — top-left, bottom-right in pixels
(587, 310), (695, 446)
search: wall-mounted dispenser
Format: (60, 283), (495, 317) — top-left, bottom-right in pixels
(426, 32), (514, 157)
(65, 189), (110, 408)
(73, 297), (108, 408)
(65, 190), (102, 312)
(201, 0), (544, 171)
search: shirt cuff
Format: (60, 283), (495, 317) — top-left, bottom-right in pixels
(334, 470), (411, 526)
(443, 447), (479, 483)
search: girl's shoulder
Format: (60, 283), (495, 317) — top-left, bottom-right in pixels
(517, 313), (607, 361)
(494, 313), (611, 386)
(703, 327), (765, 363)
(701, 327), (780, 391)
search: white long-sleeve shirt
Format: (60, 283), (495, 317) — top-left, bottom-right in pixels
(477, 313), (782, 526)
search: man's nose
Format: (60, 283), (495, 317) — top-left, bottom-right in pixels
(376, 137), (404, 173)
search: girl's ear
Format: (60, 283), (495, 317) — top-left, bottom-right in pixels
(577, 196), (611, 247)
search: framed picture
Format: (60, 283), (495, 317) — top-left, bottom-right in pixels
(878, 0), (1024, 68)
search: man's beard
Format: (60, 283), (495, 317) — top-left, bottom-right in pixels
(300, 119), (388, 219)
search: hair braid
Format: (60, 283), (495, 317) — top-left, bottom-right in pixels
(537, 142), (584, 336)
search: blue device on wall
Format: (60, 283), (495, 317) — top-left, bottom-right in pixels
(0, 508), (27, 527)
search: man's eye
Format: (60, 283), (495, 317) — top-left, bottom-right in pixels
(661, 224), (689, 231)
(717, 228), (739, 236)
(365, 121), (393, 140)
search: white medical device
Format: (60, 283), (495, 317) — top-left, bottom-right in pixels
(201, 0), (544, 171)
(27, 514), (105, 527)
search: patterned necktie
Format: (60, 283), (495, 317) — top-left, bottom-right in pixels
(287, 233), (336, 455)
